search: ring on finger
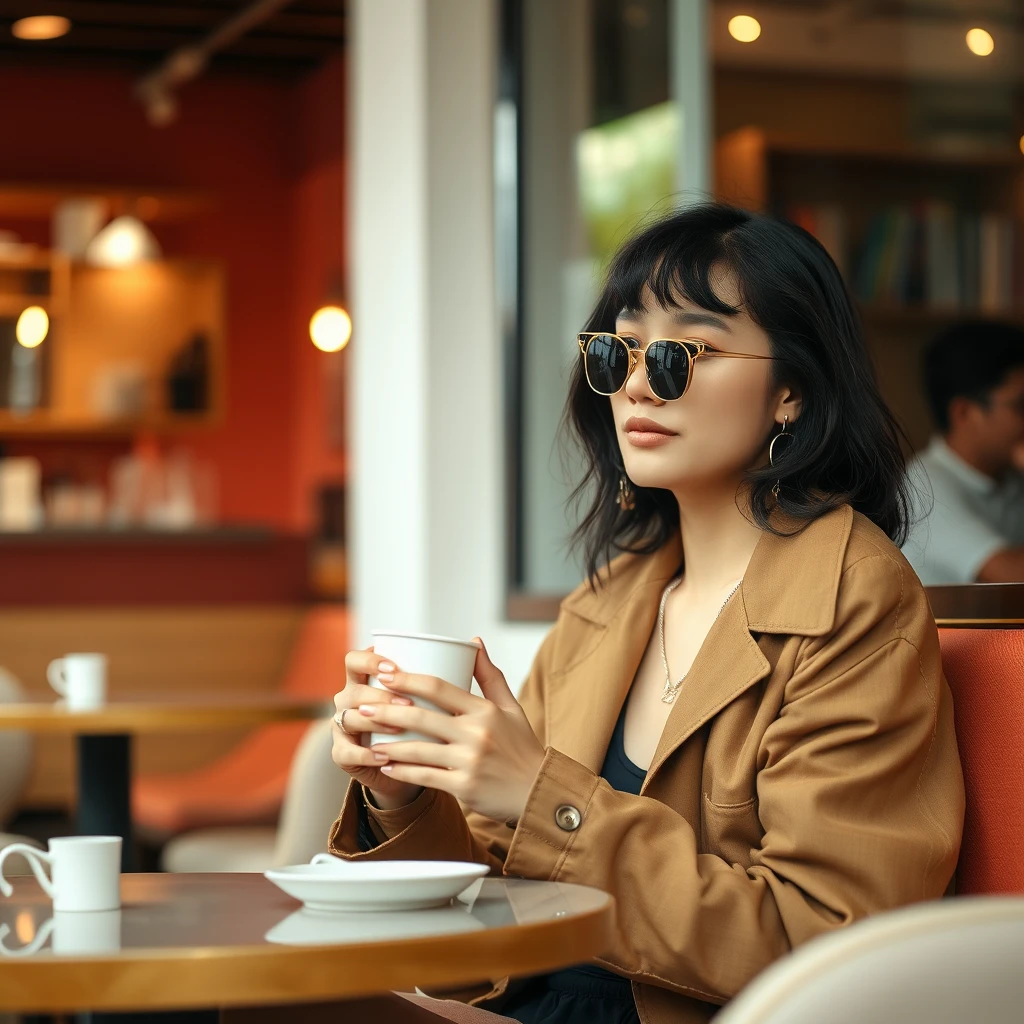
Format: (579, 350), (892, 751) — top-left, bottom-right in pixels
(333, 709), (355, 735)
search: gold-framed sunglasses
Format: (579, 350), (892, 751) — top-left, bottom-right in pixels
(577, 332), (773, 402)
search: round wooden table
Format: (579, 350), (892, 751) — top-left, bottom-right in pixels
(0, 696), (330, 869)
(0, 873), (616, 1013)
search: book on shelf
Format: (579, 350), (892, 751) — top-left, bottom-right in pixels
(786, 202), (1021, 316)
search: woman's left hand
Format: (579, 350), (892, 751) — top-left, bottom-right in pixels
(355, 640), (546, 824)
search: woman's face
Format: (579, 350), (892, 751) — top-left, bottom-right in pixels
(608, 274), (800, 497)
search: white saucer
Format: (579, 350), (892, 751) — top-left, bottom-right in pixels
(264, 859), (490, 913)
(265, 904), (485, 945)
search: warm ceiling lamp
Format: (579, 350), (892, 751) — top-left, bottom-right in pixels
(15, 306), (49, 349)
(1019, 134), (1024, 156)
(11, 16), (71, 40)
(310, 305), (352, 353)
(966, 27), (995, 56)
(84, 215), (162, 267)
(728, 14), (761, 43)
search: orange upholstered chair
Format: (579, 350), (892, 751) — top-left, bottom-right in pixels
(132, 605), (348, 835)
(938, 627), (1024, 895)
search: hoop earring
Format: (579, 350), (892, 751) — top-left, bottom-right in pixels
(769, 415), (794, 499)
(617, 474), (636, 511)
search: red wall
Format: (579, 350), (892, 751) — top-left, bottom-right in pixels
(0, 56), (347, 531)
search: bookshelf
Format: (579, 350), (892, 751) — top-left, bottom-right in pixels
(715, 126), (1024, 449)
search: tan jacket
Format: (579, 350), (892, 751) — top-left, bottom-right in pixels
(330, 506), (965, 1024)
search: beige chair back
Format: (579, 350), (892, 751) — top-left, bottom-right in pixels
(0, 668), (32, 827)
(717, 898), (1024, 1024)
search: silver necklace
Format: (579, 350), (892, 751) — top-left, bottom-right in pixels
(658, 577), (742, 704)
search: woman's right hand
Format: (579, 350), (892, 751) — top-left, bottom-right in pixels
(331, 648), (424, 810)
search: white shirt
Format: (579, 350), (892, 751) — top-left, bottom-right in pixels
(902, 436), (1024, 585)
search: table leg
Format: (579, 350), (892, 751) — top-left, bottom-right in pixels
(77, 734), (135, 871)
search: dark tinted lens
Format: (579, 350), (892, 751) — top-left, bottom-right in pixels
(583, 334), (630, 395)
(645, 341), (690, 400)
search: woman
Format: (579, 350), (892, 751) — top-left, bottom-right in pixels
(329, 203), (965, 1024)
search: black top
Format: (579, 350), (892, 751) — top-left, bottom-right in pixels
(502, 703), (643, 1024)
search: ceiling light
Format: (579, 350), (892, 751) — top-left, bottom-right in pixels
(1019, 135), (1024, 156)
(728, 15), (761, 43)
(16, 306), (49, 349)
(310, 305), (352, 353)
(966, 28), (994, 56)
(11, 16), (71, 41)
(84, 215), (162, 267)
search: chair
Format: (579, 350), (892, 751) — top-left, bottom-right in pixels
(0, 668), (33, 830)
(132, 605), (348, 836)
(160, 715), (348, 871)
(937, 627), (1024, 894)
(716, 897), (1024, 1024)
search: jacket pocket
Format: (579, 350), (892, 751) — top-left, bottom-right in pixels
(700, 793), (761, 867)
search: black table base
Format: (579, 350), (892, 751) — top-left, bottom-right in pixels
(76, 733), (135, 871)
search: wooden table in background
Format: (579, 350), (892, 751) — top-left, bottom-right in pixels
(0, 873), (615, 1014)
(0, 696), (330, 869)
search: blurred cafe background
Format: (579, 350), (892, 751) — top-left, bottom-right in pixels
(1, 0), (1023, 870)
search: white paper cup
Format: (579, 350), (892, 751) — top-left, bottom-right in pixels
(47, 653), (107, 710)
(368, 631), (480, 745)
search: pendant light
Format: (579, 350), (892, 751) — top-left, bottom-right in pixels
(85, 215), (162, 267)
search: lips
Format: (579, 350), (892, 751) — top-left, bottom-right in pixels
(623, 416), (677, 449)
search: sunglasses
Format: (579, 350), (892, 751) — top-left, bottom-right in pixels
(577, 332), (773, 402)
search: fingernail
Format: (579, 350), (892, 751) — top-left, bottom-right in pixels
(358, 704), (377, 717)
(391, 697), (412, 706)
(378, 661), (396, 673)
(377, 672), (395, 683)
(380, 765), (393, 774)
(372, 752), (389, 763)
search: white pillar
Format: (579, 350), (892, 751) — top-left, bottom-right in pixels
(349, 0), (548, 688)
(671, 0), (711, 199)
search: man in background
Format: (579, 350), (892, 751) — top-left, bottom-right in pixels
(903, 320), (1024, 585)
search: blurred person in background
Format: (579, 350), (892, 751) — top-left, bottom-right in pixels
(903, 321), (1024, 585)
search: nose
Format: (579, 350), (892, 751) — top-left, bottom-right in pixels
(622, 349), (663, 405)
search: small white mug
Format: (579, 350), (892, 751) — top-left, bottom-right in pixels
(0, 836), (122, 912)
(47, 653), (107, 710)
(368, 631), (481, 746)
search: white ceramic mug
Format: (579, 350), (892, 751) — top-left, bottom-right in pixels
(0, 836), (122, 912)
(47, 653), (107, 710)
(368, 631), (480, 745)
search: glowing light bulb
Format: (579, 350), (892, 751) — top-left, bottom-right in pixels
(310, 305), (352, 353)
(728, 15), (761, 43)
(11, 16), (71, 40)
(15, 306), (49, 348)
(966, 28), (994, 56)
(84, 215), (161, 267)
(1019, 134), (1024, 156)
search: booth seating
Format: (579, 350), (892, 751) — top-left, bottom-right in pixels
(132, 606), (348, 836)
(938, 627), (1024, 895)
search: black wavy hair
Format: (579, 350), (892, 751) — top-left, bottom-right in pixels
(923, 319), (1024, 432)
(565, 202), (912, 584)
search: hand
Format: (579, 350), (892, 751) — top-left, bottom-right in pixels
(357, 639), (546, 823)
(331, 648), (424, 810)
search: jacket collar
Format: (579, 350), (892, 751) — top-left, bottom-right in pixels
(561, 503), (853, 638)
(552, 505), (855, 777)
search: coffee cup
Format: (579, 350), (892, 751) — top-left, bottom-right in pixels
(47, 653), (107, 710)
(368, 631), (480, 745)
(0, 836), (121, 912)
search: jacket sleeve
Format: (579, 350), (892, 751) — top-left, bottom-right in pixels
(501, 554), (964, 1004)
(327, 631), (553, 873)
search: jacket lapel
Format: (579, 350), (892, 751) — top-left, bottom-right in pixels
(645, 504), (855, 786)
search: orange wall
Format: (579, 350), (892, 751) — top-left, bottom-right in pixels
(0, 56), (347, 531)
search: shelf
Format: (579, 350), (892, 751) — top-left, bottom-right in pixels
(0, 183), (212, 223)
(859, 304), (1024, 325)
(0, 411), (221, 438)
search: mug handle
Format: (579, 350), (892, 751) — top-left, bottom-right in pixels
(0, 845), (55, 899)
(46, 659), (68, 697)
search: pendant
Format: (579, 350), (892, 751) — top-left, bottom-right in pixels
(661, 677), (682, 704)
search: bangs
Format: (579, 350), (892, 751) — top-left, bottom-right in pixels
(603, 216), (743, 321)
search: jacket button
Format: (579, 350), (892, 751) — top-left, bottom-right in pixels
(555, 805), (582, 831)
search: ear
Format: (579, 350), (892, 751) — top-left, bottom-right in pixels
(947, 395), (979, 433)
(772, 386), (803, 427)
